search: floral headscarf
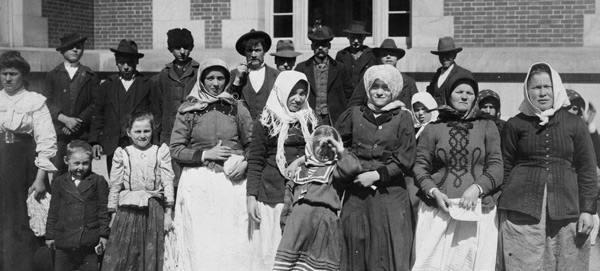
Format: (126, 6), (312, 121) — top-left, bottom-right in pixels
(180, 58), (234, 113)
(411, 92), (438, 138)
(363, 65), (404, 112)
(518, 62), (570, 125)
(259, 71), (319, 175)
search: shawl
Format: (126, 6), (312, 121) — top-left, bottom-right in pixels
(518, 62), (570, 125)
(411, 92), (439, 138)
(259, 71), (318, 175)
(179, 58), (234, 113)
(363, 65), (405, 112)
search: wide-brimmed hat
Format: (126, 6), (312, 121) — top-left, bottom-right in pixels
(110, 39), (144, 58)
(431, 36), (463, 55)
(373, 39), (406, 59)
(235, 29), (272, 56)
(342, 21), (370, 35)
(308, 26), (335, 42)
(167, 28), (194, 49)
(269, 40), (302, 58)
(33, 246), (54, 271)
(56, 33), (87, 52)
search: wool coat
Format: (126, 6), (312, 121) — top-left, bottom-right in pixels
(334, 46), (377, 90)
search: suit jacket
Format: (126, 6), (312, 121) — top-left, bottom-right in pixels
(347, 72), (419, 108)
(89, 73), (161, 156)
(42, 63), (100, 140)
(45, 172), (110, 250)
(294, 55), (353, 124)
(229, 65), (279, 120)
(335, 46), (377, 90)
(426, 64), (473, 105)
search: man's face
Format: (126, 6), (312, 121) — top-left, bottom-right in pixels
(311, 40), (330, 60)
(347, 34), (366, 50)
(62, 42), (84, 64)
(171, 46), (192, 63)
(438, 52), (456, 69)
(275, 56), (296, 71)
(116, 55), (138, 80)
(245, 43), (265, 70)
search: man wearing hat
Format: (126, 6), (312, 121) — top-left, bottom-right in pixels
(270, 39), (302, 71)
(295, 25), (353, 125)
(335, 21), (377, 90)
(348, 38), (419, 108)
(426, 36), (473, 105)
(41, 32), (100, 175)
(230, 29), (279, 120)
(89, 39), (161, 172)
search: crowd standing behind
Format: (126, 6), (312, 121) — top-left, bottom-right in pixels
(0, 19), (599, 271)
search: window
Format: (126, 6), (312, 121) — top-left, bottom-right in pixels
(308, 0), (373, 37)
(273, 0), (293, 38)
(388, 0), (410, 37)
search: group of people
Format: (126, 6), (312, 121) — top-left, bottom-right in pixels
(0, 19), (599, 271)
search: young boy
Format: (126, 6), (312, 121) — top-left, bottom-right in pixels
(45, 140), (110, 271)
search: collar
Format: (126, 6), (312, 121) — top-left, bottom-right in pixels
(249, 63), (266, 72)
(441, 63), (455, 73)
(120, 74), (137, 81)
(313, 56), (329, 65)
(64, 61), (80, 69)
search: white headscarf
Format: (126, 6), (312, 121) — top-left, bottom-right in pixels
(518, 62), (570, 125)
(363, 65), (405, 112)
(180, 58), (234, 113)
(259, 71), (318, 175)
(411, 92), (439, 138)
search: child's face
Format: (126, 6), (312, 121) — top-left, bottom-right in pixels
(64, 152), (91, 179)
(127, 119), (152, 149)
(313, 140), (336, 162)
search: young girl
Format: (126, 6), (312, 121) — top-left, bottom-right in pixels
(411, 92), (439, 139)
(274, 125), (361, 271)
(102, 111), (175, 271)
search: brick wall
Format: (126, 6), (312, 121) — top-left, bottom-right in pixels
(94, 0), (153, 50)
(42, 0), (95, 49)
(190, 0), (231, 49)
(444, 0), (596, 47)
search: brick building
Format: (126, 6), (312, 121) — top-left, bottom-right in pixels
(2, 0), (600, 118)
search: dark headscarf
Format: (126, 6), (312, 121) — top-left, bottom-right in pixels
(566, 89), (586, 117)
(477, 89), (502, 119)
(435, 71), (479, 121)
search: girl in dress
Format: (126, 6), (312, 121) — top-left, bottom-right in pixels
(102, 111), (175, 271)
(274, 125), (361, 271)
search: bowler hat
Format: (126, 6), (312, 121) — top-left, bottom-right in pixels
(235, 29), (272, 56)
(342, 21), (370, 35)
(430, 36), (463, 55)
(167, 28), (194, 50)
(33, 246), (54, 271)
(269, 40), (302, 58)
(308, 26), (335, 42)
(110, 39), (145, 58)
(56, 33), (87, 52)
(373, 39), (406, 59)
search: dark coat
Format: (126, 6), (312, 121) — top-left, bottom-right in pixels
(45, 172), (110, 250)
(426, 64), (473, 105)
(294, 55), (353, 125)
(89, 73), (161, 156)
(229, 65), (280, 120)
(156, 59), (200, 145)
(42, 64), (100, 140)
(335, 46), (377, 90)
(347, 72), (419, 108)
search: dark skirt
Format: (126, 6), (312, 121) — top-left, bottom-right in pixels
(340, 185), (414, 271)
(102, 197), (165, 271)
(274, 203), (341, 271)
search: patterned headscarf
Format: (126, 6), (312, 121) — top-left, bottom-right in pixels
(411, 92), (439, 138)
(518, 62), (570, 125)
(260, 71), (318, 175)
(363, 65), (404, 112)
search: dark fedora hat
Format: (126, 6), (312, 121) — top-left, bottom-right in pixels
(235, 29), (272, 56)
(373, 38), (406, 59)
(110, 39), (144, 58)
(342, 21), (370, 35)
(33, 246), (54, 271)
(308, 26), (335, 42)
(269, 40), (302, 58)
(56, 33), (87, 52)
(431, 36), (463, 55)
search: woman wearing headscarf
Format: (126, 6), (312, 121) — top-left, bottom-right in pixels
(476, 89), (506, 133)
(412, 71), (503, 271)
(0, 51), (57, 270)
(411, 92), (439, 139)
(246, 71), (318, 270)
(335, 65), (416, 271)
(169, 58), (253, 270)
(499, 63), (597, 271)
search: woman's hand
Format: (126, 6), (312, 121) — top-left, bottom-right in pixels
(353, 171), (380, 187)
(92, 144), (103, 160)
(578, 212), (594, 235)
(285, 156), (305, 180)
(203, 140), (232, 161)
(59, 114), (82, 132)
(432, 189), (453, 212)
(45, 239), (55, 249)
(164, 208), (174, 233)
(459, 184), (480, 210)
(28, 177), (46, 200)
(229, 161), (248, 180)
(247, 196), (261, 223)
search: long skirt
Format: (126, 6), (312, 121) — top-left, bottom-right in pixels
(412, 202), (498, 271)
(273, 203), (341, 271)
(0, 135), (41, 271)
(340, 186), (413, 271)
(102, 197), (165, 271)
(172, 166), (251, 271)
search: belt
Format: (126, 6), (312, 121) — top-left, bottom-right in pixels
(0, 131), (32, 143)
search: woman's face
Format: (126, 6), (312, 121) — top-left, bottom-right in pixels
(450, 83), (476, 113)
(287, 81), (308, 112)
(567, 105), (582, 116)
(369, 79), (393, 108)
(479, 102), (497, 117)
(0, 67), (23, 94)
(527, 72), (554, 111)
(413, 102), (432, 124)
(203, 69), (227, 96)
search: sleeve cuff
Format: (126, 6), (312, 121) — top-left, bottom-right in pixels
(192, 150), (204, 163)
(376, 167), (390, 184)
(428, 187), (439, 198)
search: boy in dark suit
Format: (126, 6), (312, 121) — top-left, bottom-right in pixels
(45, 140), (110, 271)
